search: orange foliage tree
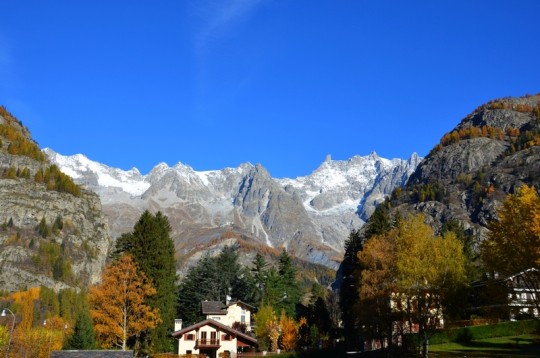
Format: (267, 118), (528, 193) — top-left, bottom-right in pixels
(8, 287), (71, 358)
(279, 310), (298, 351)
(89, 254), (161, 351)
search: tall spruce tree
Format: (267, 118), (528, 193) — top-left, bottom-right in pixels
(114, 210), (177, 353)
(277, 249), (301, 317)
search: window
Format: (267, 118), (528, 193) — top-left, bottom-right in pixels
(184, 334), (195, 341)
(241, 308), (246, 323)
(222, 334), (233, 341)
(186, 350), (192, 354)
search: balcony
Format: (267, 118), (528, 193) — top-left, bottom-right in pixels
(195, 339), (221, 349)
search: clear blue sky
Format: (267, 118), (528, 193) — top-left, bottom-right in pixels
(1, 1), (539, 178)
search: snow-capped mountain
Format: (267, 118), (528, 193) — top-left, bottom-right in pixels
(44, 148), (421, 270)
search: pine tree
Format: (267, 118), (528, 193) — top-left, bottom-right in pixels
(251, 253), (269, 304)
(114, 210), (177, 353)
(277, 249), (301, 317)
(64, 309), (96, 350)
(340, 229), (365, 351)
(177, 247), (258, 325)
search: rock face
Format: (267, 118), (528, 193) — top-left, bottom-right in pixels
(389, 94), (540, 246)
(0, 109), (112, 292)
(46, 149), (420, 271)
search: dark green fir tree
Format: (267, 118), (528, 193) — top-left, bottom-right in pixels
(114, 210), (177, 354)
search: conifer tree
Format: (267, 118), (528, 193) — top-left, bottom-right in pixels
(64, 309), (96, 350)
(277, 249), (301, 317)
(114, 210), (177, 353)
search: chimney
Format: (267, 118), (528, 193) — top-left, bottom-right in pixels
(325, 154), (331, 162)
(174, 319), (183, 332)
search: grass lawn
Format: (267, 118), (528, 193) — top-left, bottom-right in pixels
(429, 334), (540, 357)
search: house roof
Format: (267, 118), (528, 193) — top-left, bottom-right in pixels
(201, 301), (227, 315)
(171, 319), (257, 345)
(227, 300), (256, 311)
(471, 268), (540, 288)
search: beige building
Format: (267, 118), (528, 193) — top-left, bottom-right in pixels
(172, 301), (257, 357)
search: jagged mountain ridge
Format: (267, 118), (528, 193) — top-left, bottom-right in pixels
(45, 149), (421, 271)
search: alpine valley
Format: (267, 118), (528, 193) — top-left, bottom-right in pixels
(4, 93), (539, 293)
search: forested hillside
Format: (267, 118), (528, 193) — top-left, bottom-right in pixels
(338, 93), (540, 354)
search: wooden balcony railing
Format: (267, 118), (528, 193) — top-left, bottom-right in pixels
(195, 339), (221, 348)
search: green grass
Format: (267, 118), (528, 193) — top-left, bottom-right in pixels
(429, 334), (540, 357)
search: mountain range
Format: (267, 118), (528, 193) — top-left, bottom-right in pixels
(5, 93), (537, 293)
(44, 149), (421, 272)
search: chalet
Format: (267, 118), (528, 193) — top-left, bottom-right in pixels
(173, 300), (257, 357)
(471, 268), (540, 320)
(202, 300), (255, 332)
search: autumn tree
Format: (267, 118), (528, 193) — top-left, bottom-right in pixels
(253, 304), (275, 352)
(355, 214), (466, 357)
(0, 325), (8, 355)
(114, 210), (177, 353)
(394, 214), (466, 358)
(89, 254), (161, 353)
(340, 204), (393, 351)
(480, 185), (540, 314)
(357, 229), (398, 351)
(279, 310), (298, 351)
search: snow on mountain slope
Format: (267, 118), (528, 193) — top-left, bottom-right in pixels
(279, 152), (421, 219)
(43, 148), (150, 196)
(45, 148), (421, 269)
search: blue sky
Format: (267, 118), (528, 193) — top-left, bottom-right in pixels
(1, 1), (539, 178)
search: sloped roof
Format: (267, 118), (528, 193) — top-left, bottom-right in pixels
(171, 319), (257, 345)
(201, 300), (227, 315)
(227, 300), (256, 311)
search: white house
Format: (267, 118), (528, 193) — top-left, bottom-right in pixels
(173, 301), (257, 357)
(202, 300), (254, 332)
(172, 319), (257, 358)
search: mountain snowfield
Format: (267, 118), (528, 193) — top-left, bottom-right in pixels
(44, 148), (421, 270)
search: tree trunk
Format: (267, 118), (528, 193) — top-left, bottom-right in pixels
(422, 329), (429, 358)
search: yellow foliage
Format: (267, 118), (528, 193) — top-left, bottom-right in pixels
(482, 185), (540, 274)
(89, 254), (161, 351)
(12, 325), (65, 358)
